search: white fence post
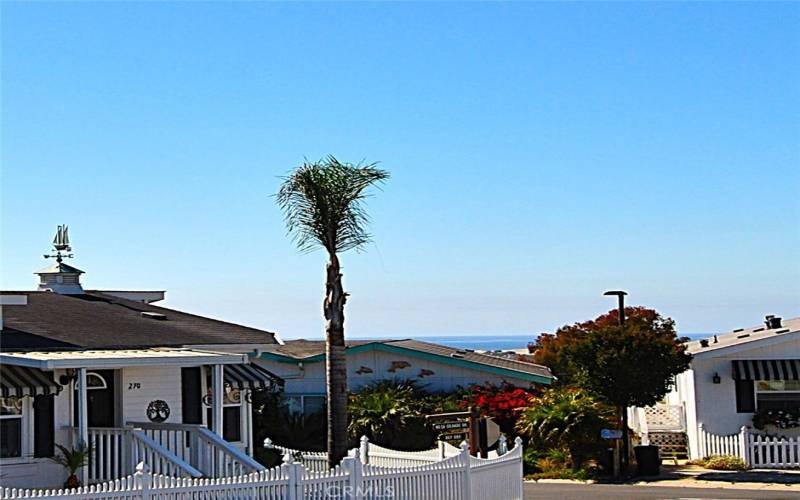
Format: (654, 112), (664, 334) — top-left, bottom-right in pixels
(460, 441), (471, 500)
(342, 454), (364, 500)
(360, 435), (370, 465)
(134, 462), (151, 500)
(283, 452), (299, 500)
(698, 423), (706, 458)
(739, 426), (750, 466)
(514, 436), (524, 500)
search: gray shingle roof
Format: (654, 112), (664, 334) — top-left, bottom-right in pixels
(1, 291), (278, 351)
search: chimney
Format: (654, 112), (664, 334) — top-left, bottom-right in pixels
(35, 225), (85, 294)
(765, 315), (782, 330)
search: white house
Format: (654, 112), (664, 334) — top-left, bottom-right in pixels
(631, 315), (800, 460)
(255, 339), (553, 416)
(0, 230), (282, 489)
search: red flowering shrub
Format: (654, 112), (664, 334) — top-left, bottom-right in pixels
(460, 382), (538, 435)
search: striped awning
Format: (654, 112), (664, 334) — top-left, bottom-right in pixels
(732, 360), (800, 381)
(0, 365), (61, 398)
(224, 364), (283, 391)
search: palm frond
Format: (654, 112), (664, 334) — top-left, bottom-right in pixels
(276, 156), (390, 255)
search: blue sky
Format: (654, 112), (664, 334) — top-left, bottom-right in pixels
(2, 2), (798, 339)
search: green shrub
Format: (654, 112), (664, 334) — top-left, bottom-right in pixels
(701, 455), (748, 471)
(517, 387), (613, 469)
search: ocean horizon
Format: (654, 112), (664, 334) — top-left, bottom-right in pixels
(280, 333), (712, 352)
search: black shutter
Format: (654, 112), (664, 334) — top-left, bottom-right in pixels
(735, 379), (755, 413)
(181, 367), (203, 425)
(33, 394), (55, 457)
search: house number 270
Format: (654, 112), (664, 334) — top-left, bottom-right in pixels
(128, 382), (141, 390)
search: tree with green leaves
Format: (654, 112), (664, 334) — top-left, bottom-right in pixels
(531, 307), (692, 471)
(277, 156), (389, 467)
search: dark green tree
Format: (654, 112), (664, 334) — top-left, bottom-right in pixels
(277, 156), (389, 467)
(532, 307), (692, 470)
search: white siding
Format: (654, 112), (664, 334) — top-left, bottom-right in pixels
(120, 366), (183, 425)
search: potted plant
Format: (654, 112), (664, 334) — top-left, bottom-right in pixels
(49, 442), (90, 488)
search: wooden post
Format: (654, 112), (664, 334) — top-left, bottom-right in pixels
(613, 440), (620, 479)
(478, 417), (488, 459)
(468, 407), (479, 456)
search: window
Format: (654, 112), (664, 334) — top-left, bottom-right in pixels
(283, 395), (325, 420)
(205, 385), (243, 442)
(85, 372), (108, 390)
(756, 380), (800, 411)
(0, 397), (23, 458)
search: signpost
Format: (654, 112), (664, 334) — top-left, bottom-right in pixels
(426, 408), (481, 455)
(601, 428), (623, 478)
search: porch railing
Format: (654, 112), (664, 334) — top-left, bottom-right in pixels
(70, 422), (262, 483)
(128, 421), (263, 478)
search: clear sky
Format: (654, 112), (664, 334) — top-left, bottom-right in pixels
(2, 2), (798, 339)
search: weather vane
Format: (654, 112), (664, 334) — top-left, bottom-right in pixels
(44, 225), (74, 264)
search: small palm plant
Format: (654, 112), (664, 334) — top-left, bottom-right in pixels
(49, 442), (90, 488)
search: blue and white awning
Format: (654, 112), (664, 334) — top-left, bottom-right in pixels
(732, 360), (800, 381)
(0, 365), (61, 398)
(224, 364), (283, 390)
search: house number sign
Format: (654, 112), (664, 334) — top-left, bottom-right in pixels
(128, 382), (142, 390)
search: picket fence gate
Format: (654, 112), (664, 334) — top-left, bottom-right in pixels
(697, 424), (800, 468)
(0, 437), (524, 500)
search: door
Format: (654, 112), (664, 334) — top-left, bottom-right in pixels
(74, 369), (117, 427)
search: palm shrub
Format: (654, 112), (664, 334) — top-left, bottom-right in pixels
(50, 442), (90, 488)
(348, 380), (461, 450)
(517, 387), (612, 470)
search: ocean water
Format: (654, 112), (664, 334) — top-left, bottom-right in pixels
(409, 333), (710, 352)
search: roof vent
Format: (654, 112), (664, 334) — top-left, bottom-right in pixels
(733, 328), (744, 333)
(141, 311), (167, 321)
(450, 352), (465, 359)
(699, 339), (709, 348)
(765, 315), (782, 329)
(753, 327), (765, 333)
(775, 328), (790, 334)
(737, 333), (750, 339)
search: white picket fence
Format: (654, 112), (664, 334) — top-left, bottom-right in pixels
(263, 436), (471, 471)
(697, 424), (800, 469)
(0, 437), (524, 499)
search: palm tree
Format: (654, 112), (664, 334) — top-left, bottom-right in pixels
(277, 156), (389, 467)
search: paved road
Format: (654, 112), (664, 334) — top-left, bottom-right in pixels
(524, 483), (799, 499)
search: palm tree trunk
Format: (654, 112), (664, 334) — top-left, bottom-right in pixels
(324, 253), (348, 468)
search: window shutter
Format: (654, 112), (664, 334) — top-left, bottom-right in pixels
(735, 379), (755, 413)
(33, 394), (55, 457)
(181, 367), (203, 425)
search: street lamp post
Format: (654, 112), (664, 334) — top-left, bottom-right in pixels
(603, 290), (629, 473)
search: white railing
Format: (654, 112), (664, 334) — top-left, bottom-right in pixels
(71, 422), (262, 483)
(697, 424), (800, 469)
(127, 422), (263, 478)
(8, 436), (525, 499)
(130, 430), (201, 478)
(262, 439), (329, 472)
(644, 404), (685, 431)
